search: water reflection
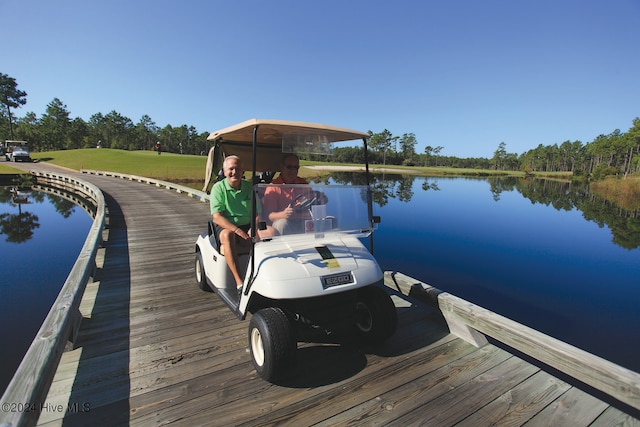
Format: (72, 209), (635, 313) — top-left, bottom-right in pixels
(0, 182), (93, 244)
(314, 172), (640, 250)
(311, 171), (639, 372)
(0, 187), (40, 243)
(1, 183), (93, 393)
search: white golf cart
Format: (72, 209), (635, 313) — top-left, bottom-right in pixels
(4, 140), (31, 162)
(194, 119), (397, 382)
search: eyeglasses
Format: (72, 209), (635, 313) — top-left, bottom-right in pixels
(285, 165), (300, 170)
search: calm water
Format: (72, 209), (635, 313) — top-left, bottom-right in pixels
(0, 185), (92, 393)
(338, 174), (640, 373)
(1, 174), (639, 394)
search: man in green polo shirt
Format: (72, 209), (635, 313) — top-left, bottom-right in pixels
(210, 155), (254, 290)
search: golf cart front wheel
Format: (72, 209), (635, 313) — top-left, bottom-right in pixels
(248, 307), (296, 382)
(354, 286), (398, 343)
(195, 251), (211, 292)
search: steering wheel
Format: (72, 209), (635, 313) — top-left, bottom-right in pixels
(289, 191), (317, 212)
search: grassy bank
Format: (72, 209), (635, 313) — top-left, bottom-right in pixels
(300, 160), (573, 179)
(590, 177), (640, 211)
(2, 148), (573, 180)
(30, 149), (208, 182)
(0, 164), (24, 174)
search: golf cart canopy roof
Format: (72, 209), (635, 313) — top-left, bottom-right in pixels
(206, 119), (370, 173)
(207, 119), (369, 145)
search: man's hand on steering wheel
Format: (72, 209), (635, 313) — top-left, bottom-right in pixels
(289, 191), (317, 212)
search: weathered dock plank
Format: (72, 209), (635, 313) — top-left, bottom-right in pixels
(7, 163), (635, 426)
(525, 386), (610, 426)
(454, 371), (571, 426)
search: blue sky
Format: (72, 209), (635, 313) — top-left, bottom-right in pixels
(2, 0), (639, 157)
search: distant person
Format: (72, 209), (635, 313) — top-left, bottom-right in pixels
(155, 141), (161, 155)
(210, 155), (266, 291)
(262, 154), (311, 234)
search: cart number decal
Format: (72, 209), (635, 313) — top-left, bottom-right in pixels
(322, 273), (354, 289)
(315, 245), (340, 269)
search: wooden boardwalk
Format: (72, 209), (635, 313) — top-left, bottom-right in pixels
(15, 164), (638, 426)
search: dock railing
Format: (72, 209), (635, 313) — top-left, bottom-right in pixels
(0, 171), (106, 427)
(386, 271), (640, 412)
(81, 169), (209, 202)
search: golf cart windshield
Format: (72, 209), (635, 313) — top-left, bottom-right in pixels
(13, 146), (28, 154)
(256, 184), (375, 239)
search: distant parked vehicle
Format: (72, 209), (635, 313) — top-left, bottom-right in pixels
(4, 140), (31, 162)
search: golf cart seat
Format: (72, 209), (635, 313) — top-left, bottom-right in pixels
(207, 221), (251, 256)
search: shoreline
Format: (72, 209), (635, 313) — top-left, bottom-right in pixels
(304, 165), (422, 175)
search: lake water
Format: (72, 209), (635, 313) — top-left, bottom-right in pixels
(1, 174), (639, 395)
(330, 173), (640, 374)
(0, 184), (93, 393)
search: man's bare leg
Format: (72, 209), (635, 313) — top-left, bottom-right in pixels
(219, 229), (244, 288)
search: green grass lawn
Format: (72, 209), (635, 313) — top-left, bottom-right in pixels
(0, 163), (24, 174)
(2, 148), (572, 182)
(30, 149), (208, 182)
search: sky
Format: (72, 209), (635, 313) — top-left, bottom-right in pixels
(2, 0), (639, 158)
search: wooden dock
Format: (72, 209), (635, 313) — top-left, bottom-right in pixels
(4, 163), (638, 426)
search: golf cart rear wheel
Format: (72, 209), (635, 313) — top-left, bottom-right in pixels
(354, 286), (398, 343)
(248, 307), (296, 382)
(195, 251), (211, 292)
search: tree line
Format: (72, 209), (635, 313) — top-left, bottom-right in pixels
(327, 119), (640, 179)
(1, 97), (211, 156)
(2, 72), (639, 178)
(1, 73), (210, 155)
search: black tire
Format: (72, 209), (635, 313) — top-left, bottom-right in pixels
(248, 307), (296, 382)
(354, 286), (398, 343)
(195, 251), (211, 292)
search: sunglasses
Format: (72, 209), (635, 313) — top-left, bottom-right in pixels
(285, 165), (300, 170)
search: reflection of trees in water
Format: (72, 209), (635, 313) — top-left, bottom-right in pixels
(488, 176), (519, 202)
(503, 177), (640, 250)
(0, 187), (13, 205)
(322, 172), (640, 249)
(0, 186), (78, 244)
(0, 211), (40, 243)
(576, 192), (640, 250)
(47, 195), (76, 218)
(486, 176), (640, 250)
(422, 180), (440, 192)
(0, 188), (40, 243)
(507, 177), (587, 212)
(326, 172), (433, 206)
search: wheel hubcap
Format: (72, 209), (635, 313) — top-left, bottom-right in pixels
(195, 258), (201, 282)
(251, 328), (265, 366)
(355, 302), (373, 333)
